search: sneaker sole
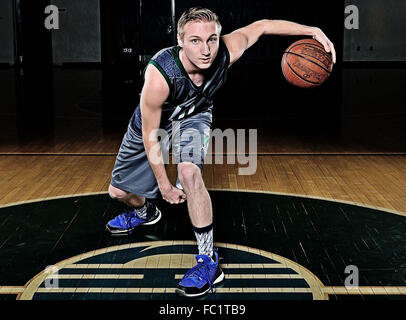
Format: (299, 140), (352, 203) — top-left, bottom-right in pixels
(106, 208), (162, 235)
(175, 270), (224, 298)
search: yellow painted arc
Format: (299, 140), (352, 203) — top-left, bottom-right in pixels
(18, 241), (326, 300)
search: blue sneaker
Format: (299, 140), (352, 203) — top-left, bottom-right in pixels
(106, 202), (161, 235)
(176, 250), (224, 298)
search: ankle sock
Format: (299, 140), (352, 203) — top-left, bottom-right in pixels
(134, 202), (148, 219)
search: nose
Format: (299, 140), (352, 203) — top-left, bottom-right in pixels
(201, 43), (210, 56)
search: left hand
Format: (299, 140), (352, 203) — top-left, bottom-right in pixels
(310, 27), (336, 64)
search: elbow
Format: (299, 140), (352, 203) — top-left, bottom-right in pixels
(253, 19), (272, 36)
(257, 19), (273, 26)
(259, 19), (272, 24)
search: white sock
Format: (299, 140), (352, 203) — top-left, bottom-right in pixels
(193, 223), (214, 258)
(134, 202), (148, 219)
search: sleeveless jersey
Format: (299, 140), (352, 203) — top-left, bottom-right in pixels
(130, 39), (230, 134)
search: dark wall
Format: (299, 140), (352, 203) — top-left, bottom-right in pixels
(17, 0), (53, 65)
(100, 0), (140, 66)
(344, 0), (406, 61)
(14, 0), (54, 138)
(100, 0), (173, 66)
(51, 0), (102, 64)
(0, 0), (15, 65)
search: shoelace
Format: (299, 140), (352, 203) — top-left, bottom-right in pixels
(120, 209), (142, 229)
(183, 259), (214, 293)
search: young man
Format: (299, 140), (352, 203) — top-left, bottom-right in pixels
(106, 7), (336, 297)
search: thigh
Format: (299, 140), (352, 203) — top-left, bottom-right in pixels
(172, 111), (212, 170)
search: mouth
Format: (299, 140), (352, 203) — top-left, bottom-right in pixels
(200, 57), (211, 64)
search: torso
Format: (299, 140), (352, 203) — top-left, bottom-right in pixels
(130, 39), (230, 133)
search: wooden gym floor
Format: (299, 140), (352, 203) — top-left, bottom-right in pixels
(1, 153), (406, 216)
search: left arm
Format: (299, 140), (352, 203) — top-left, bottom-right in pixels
(222, 19), (336, 66)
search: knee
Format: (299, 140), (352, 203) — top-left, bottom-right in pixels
(108, 185), (129, 200)
(178, 163), (202, 191)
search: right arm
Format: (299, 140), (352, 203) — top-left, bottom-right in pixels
(141, 64), (186, 204)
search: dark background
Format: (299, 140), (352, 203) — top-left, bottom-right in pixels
(0, 0), (405, 151)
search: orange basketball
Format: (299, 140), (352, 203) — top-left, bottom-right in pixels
(281, 39), (333, 88)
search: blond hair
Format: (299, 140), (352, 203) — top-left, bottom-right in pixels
(177, 7), (222, 39)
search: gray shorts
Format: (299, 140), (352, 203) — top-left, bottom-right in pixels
(110, 111), (212, 198)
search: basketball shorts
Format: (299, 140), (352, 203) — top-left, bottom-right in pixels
(110, 111), (212, 199)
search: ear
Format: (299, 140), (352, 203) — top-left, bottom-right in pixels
(177, 33), (184, 48)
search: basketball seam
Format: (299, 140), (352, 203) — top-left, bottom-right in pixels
(287, 43), (324, 55)
(284, 51), (331, 74)
(287, 42), (333, 64)
(284, 53), (321, 85)
(287, 42), (326, 52)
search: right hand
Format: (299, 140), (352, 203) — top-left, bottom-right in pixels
(311, 27), (336, 64)
(159, 183), (187, 204)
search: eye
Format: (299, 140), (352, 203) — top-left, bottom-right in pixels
(191, 39), (199, 44)
(209, 38), (217, 42)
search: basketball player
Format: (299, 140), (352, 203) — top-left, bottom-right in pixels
(106, 7), (336, 297)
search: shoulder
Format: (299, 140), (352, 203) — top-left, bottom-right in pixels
(143, 63), (170, 101)
(145, 46), (177, 94)
(221, 33), (247, 66)
(139, 64), (170, 112)
(151, 46), (174, 65)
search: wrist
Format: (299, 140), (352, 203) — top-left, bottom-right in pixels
(307, 26), (319, 37)
(158, 179), (171, 191)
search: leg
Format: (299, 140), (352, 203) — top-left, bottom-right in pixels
(175, 114), (214, 256)
(176, 162), (224, 297)
(106, 184), (161, 235)
(108, 184), (145, 208)
(174, 114), (224, 297)
(177, 162), (215, 258)
(107, 121), (161, 235)
(177, 162), (212, 228)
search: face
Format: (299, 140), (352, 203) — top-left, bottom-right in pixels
(178, 21), (221, 70)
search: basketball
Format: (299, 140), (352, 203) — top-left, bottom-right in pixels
(281, 39), (333, 88)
